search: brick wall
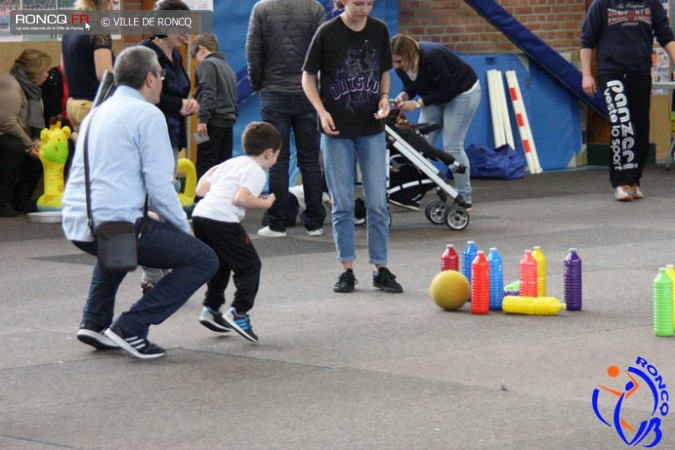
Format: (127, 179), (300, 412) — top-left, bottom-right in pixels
(398, 0), (587, 54)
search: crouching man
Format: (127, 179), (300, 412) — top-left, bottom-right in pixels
(62, 46), (217, 359)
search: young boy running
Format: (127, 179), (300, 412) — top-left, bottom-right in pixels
(191, 122), (281, 342)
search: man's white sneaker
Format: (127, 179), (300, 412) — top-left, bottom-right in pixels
(614, 185), (633, 202)
(631, 184), (644, 200)
(307, 228), (324, 236)
(257, 226), (287, 237)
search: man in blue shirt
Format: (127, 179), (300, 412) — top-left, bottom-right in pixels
(62, 46), (217, 360)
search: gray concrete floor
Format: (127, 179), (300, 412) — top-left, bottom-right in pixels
(1, 165), (675, 449)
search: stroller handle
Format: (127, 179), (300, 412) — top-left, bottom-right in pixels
(416, 123), (440, 135)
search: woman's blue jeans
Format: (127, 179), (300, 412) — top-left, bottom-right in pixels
(321, 133), (388, 265)
(419, 84), (481, 204)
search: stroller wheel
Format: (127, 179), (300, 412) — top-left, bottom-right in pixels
(445, 206), (470, 231)
(424, 200), (448, 225)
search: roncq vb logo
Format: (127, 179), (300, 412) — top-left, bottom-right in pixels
(592, 356), (669, 447)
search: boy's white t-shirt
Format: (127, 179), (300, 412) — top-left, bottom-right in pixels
(192, 156), (267, 223)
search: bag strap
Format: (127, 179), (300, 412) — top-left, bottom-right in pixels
(82, 107), (148, 237)
(82, 108), (98, 236)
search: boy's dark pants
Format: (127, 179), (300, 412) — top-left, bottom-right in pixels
(196, 125), (233, 180)
(192, 217), (260, 314)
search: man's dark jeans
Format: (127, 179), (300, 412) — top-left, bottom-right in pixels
(261, 92), (326, 232)
(73, 218), (218, 339)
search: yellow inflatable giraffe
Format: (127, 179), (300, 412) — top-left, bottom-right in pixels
(176, 157), (197, 210)
(37, 116), (71, 211)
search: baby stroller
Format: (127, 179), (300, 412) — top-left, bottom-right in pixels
(384, 109), (470, 230)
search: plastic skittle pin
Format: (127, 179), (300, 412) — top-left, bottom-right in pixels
(502, 296), (565, 316)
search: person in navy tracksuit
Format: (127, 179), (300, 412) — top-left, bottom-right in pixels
(581, 0), (675, 201)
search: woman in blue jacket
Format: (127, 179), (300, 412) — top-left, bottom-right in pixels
(391, 34), (480, 209)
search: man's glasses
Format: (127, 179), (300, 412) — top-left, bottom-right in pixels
(151, 68), (166, 81)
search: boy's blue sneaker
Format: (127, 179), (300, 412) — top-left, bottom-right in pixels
(199, 306), (232, 333)
(223, 307), (258, 343)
